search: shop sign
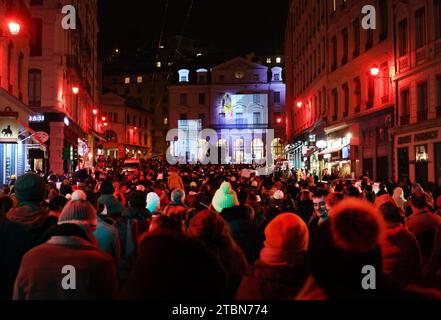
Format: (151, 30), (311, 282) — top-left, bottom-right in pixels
(29, 114), (45, 123)
(0, 107), (19, 144)
(32, 131), (49, 144)
(78, 141), (89, 157)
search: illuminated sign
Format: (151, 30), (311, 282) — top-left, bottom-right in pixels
(29, 114), (45, 122)
(0, 107), (19, 144)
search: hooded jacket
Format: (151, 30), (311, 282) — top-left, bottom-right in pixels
(0, 204), (54, 300)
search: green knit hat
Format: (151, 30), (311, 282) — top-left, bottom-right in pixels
(211, 182), (236, 213)
(14, 173), (46, 203)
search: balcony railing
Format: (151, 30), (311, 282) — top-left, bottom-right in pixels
(417, 109), (428, 121)
(211, 124), (269, 130)
(400, 114), (410, 126)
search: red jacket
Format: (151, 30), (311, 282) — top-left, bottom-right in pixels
(381, 225), (423, 286)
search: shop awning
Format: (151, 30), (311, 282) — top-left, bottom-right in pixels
(318, 145), (343, 156)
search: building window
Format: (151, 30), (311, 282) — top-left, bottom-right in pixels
(253, 112), (261, 124)
(137, 76), (143, 83)
(127, 114), (130, 125)
(253, 94), (261, 104)
(398, 19), (408, 56)
(28, 69), (42, 108)
(332, 89), (338, 120)
(198, 93), (206, 105)
(144, 134), (148, 145)
(156, 61), (162, 68)
(276, 57), (282, 64)
(417, 82), (428, 120)
(436, 76), (441, 108)
(180, 113), (187, 120)
(379, 0), (388, 41)
(164, 117), (168, 125)
(180, 93), (187, 106)
(274, 73), (280, 81)
(274, 91), (281, 103)
(124, 77), (130, 84)
(367, 76), (375, 108)
(400, 89), (410, 124)
(266, 58), (272, 64)
(353, 77), (361, 112)
(435, 0), (441, 40)
(343, 83), (349, 117)
(133, 116), (136, 125)
(236, 113), (245, 125)
(415, 7), (426, 49)
(341, 28), (348, 65)
(331, 36), (337, 71)
(30, 18), (43, 56)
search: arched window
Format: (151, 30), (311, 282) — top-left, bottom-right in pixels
(197, 139), (210, 162)
(272, 138), (284, 159)
(233, 139), (244, 164)
(28, 69), (42, 107)
(252, 139), (264, 161)
(216, 139), (229, 164)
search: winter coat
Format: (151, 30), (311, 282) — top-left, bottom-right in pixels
(0, 205), (54, 300)
(98, 194), (123, 218)
(381, 225), (423, 286)
(167, 172), (184, 191)
(407, 211), (441, 259)
(236, 260), (308, 300)
(13, 235), (117, 300)
(94, 217), (121, 263)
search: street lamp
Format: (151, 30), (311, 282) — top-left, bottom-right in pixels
(297, 101), (303, 109)
(72, 86), (79, 95)
(92, 109), (98, 115)
(370, 65), (380, 77)
(8, 21), (21, 36)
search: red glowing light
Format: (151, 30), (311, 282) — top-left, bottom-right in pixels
(8, 21), (21, 36)
(297, 101), (303, 108)
(102, 117), (106, 122)
(134, 127), (138, 130)
(72, 86), (79, 95)
(370, 65), (380, 76)
(93, 109), (98, 115)
(104, 122), (108, 127)
(277, 117), (282, 124)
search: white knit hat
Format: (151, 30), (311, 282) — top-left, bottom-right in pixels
(58, 190), (97, 227)
(146, 192), (160, 212)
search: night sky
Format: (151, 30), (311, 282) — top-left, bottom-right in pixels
(98, 0), (290, 62)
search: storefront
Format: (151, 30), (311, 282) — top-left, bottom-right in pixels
(0, 97), (35, 184)
(29, 113), (86, 175)
(320, 126), (358, 179)
(394, 124), (441, 187)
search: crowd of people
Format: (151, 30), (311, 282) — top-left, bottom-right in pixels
(1, 159), (441, 300)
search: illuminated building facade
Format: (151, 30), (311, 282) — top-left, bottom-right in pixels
(168, 57), (286, 164)
(28, 0), (101, 174)
(286, 0), (396, 181)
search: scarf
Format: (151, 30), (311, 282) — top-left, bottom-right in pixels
(260, 247), (306, 267)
